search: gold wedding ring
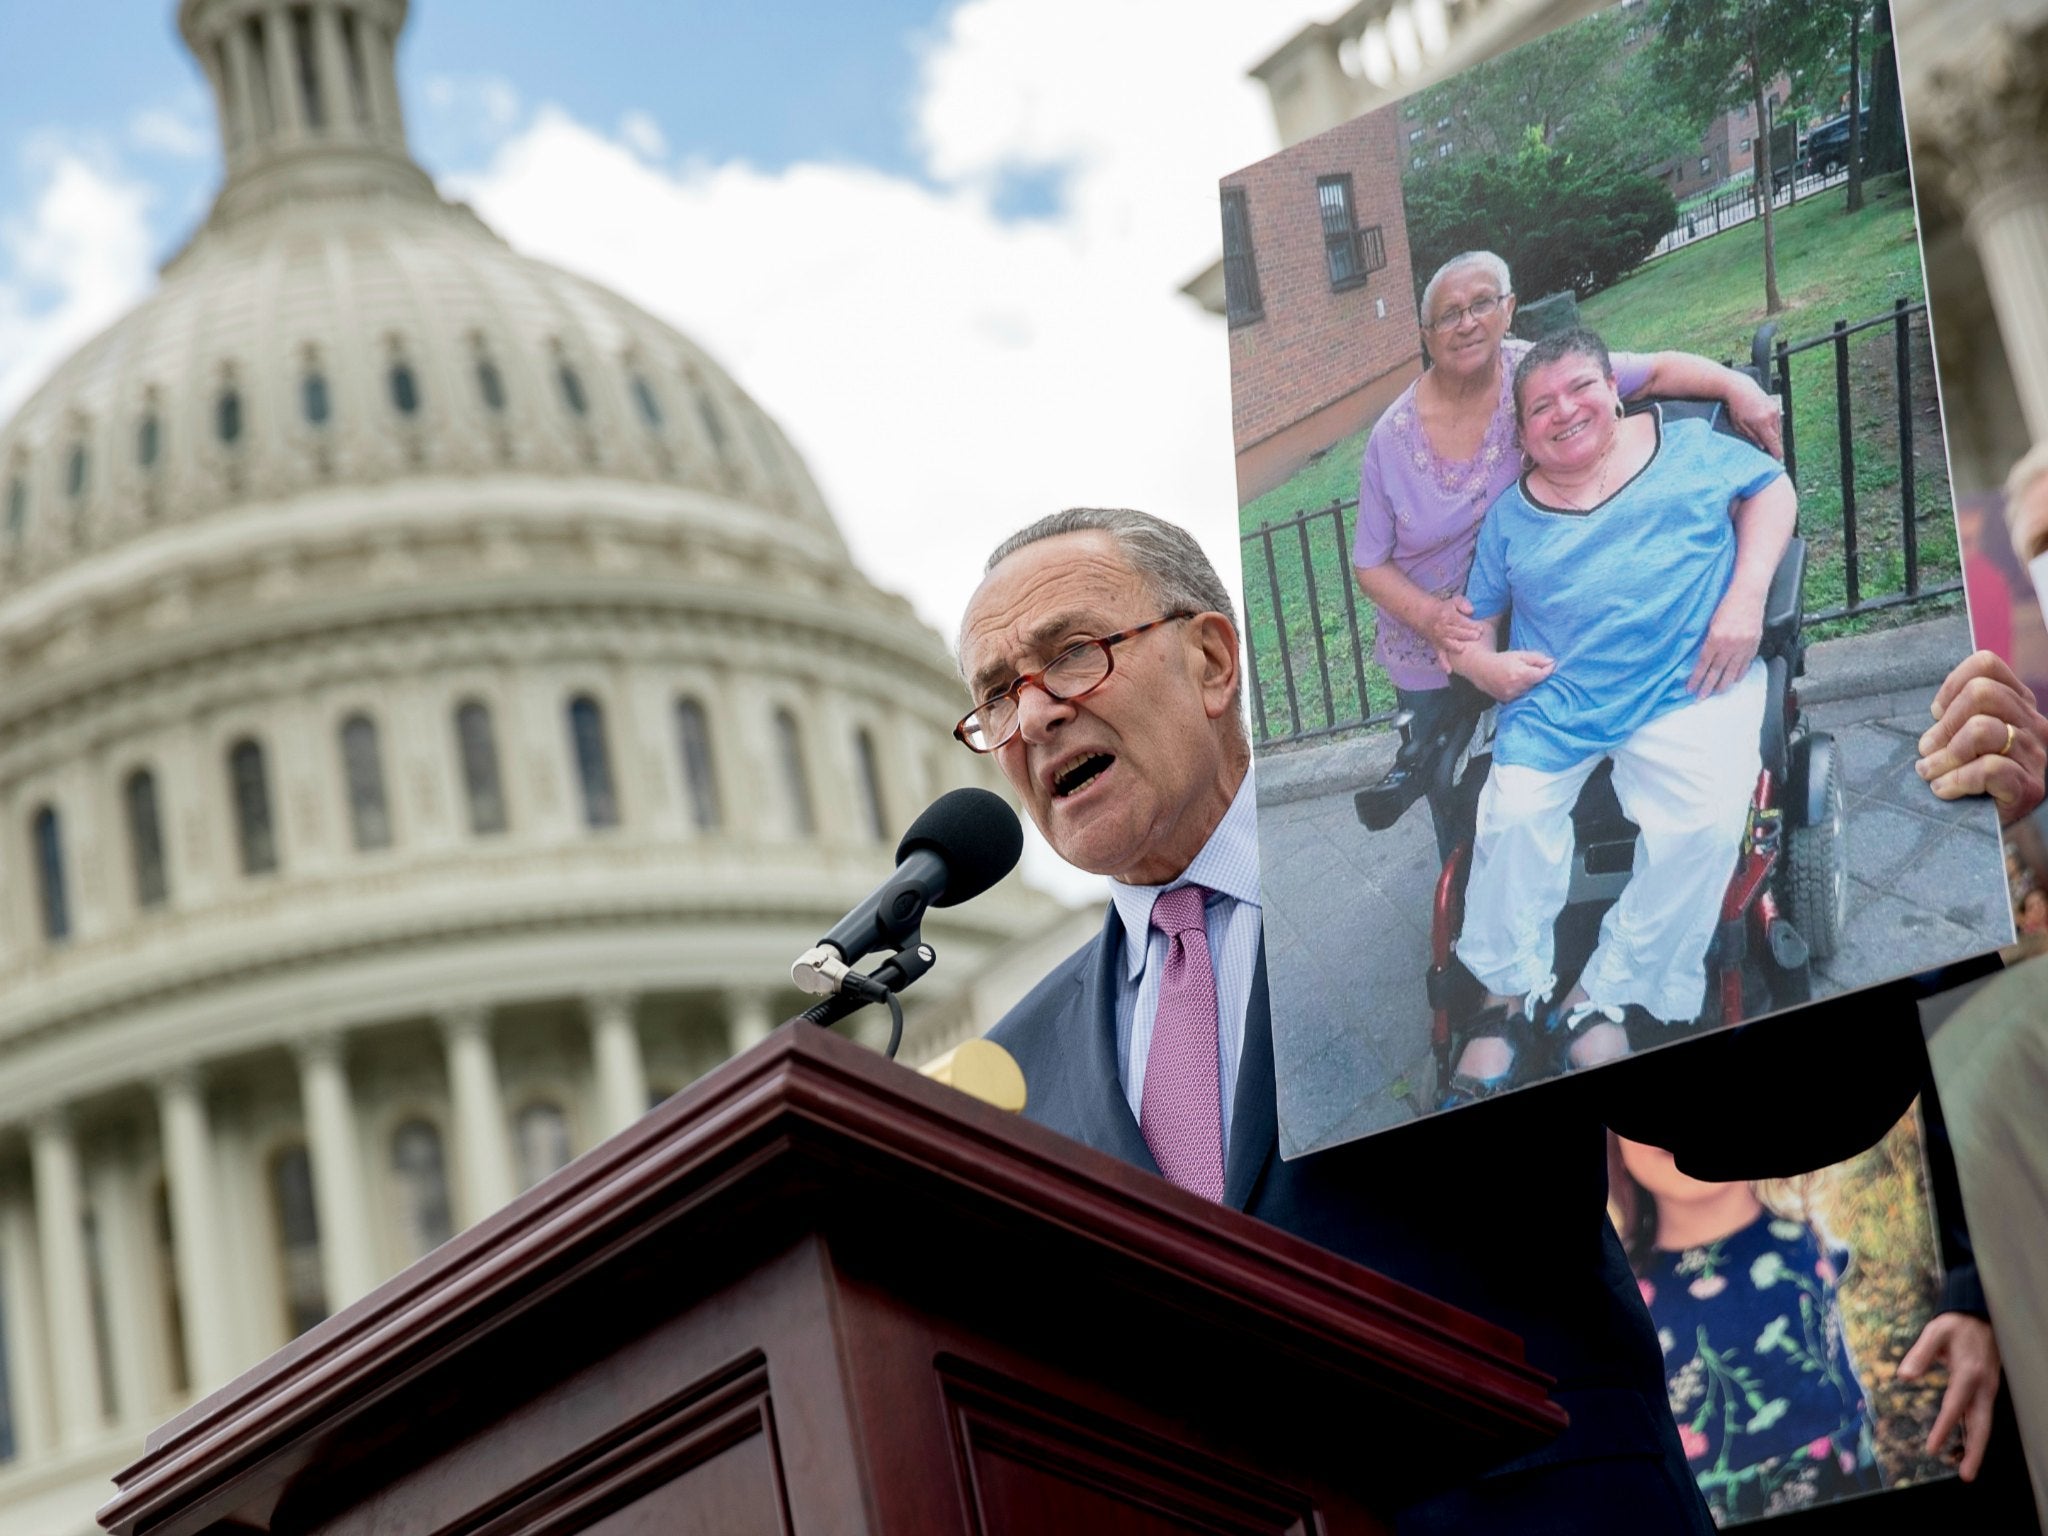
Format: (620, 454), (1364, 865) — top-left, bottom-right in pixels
(1998, 720), (2018, 758)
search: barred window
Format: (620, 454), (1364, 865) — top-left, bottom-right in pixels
(1219, 187), (1262, 327)
(1316, 175), (1387, 292)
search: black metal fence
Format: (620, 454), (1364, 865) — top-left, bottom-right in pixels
(1650, 164), (1850, 259)
(1241, 298), (1958, 748)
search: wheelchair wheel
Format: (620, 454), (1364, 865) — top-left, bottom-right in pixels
(1786, 738), (1848, 962)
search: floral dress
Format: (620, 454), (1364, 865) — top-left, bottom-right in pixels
(1637, 1213), (1884, 1525)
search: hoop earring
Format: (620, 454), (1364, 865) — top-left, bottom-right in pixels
(1613, 401), (1625, 420)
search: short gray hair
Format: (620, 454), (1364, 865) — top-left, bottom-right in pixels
(2004, 441), (2048, 543)
(980, 507), (1239, 631)
(1419, 250), (1512, 329)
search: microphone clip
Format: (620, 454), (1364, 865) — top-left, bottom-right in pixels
(796, 936), (939, 1059)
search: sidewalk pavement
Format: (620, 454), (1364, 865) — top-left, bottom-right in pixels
(1255, 612), (2015, 1158)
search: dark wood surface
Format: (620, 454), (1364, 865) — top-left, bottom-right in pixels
(100, 1023), (1566, 1536)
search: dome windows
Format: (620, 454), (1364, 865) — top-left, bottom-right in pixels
(391, 1119), (454, 1260)
(455, 701), (508, 834)
(631, 374), (662, 428)
(302, 369), (331, 426)
(66, 442), (89, 501)
(675, 697), (721, 832)
(471, 334), (507, 414)
(32, 805), (69, 943)
(340, 713), (392, 850)
(127, 769), (170, 910)
(6, 472), (26, 544)
(567, 694), (618, 829)
(217, 385), (244, 446)
(137, 410), (161, 469)
(389, 360), (420, 417)
(557, 360), (589, 418)
(229, 737), (279, 875)
(773, 707), (816, 838)
(853, 728), (888, 843)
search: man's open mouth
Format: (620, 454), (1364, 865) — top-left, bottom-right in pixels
(1052, 753), (1114, 798)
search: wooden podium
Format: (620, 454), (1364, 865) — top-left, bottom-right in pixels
(100, 1025), (1565, 1536)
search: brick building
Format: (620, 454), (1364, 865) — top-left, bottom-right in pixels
(1222, 105), (1421, 502)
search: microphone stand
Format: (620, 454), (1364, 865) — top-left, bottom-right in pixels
(797, 938), (937, 1060)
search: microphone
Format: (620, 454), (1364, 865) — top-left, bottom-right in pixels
(790, 787), (1022, 996)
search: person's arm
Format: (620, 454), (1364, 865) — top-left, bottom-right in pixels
(1444, 611), (1553, 702)
(1353, 561), (1485, 659)
(1918, 650), (2048, 826)
(1624, 350), (1784, 460)
(1690, 474), (1796, 696)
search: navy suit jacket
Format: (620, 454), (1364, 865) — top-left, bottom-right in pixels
(990, 904), (1944, 1525)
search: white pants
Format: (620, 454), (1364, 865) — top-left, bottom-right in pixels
(1457, 662), (1766, 1024)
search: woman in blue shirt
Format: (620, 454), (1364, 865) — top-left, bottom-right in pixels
(1444, 328), (1795, 1095)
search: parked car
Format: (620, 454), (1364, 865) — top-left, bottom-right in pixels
(1801, 109), (1869, 178)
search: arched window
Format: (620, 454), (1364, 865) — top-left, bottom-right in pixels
(475, 354), (506, 413)
(269, 1143), (326, 1337)
(65, 444), (88, 500)
(567, 694), (618, 829)
(675, 697), (721, 831)
(514, 1102), (572, 1190)
(216, 386), (242, 446)
(773, 708), (816, 837)
(229, 738), (278, 874)
(6, 475), (27, 540)
(557, 361), (588, 418)
(455, 700), (507, 834)
(126, 768), (169, 909)
(137, 411), (160, 468)
(340, 714), (392, 850)
(391, 1119), (453, 1259)
(32, 806), (68, 942)
(302, 370), (331, 426)
(853, 728), (888, 842)
(630, 374), (662, 427)
(389, 363), (419, 419)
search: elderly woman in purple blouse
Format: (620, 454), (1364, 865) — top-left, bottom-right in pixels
(1355, 251), (1783, 863)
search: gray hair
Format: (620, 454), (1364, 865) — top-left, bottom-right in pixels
(2004, 441), (2048, 544)
(1419, 250), (1512, 329)
(980, 507), (1239, 631)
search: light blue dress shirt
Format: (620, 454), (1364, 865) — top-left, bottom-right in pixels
(1107, 768), (1264, 1154)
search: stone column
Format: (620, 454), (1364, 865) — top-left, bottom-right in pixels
(312, 2), (356, 133)
(219, 22), (260, 160)
(440, 1008), (517, 1224)
(264, 2), (306, 138)
(363, 18), (405, 145)
(88, 1152), (166, 1427)
(1914, 22), (2048, 439)
(157, 1070), (236, 1391)
(725, 991), (777, 1059)
(30, 1112), (101, 1443)
(587, 993), (648, 1137)
(296, 1034), (380, 1308)
(0, 1195), (54, 1457)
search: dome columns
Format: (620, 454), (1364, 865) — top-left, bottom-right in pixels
(29, 1110), (99, 1445)
(586, 992), (649, 1138)
(156, 1068), (239, 1391)
(438, 1007), (517, 1226)
(295, 1034), (379, 1309)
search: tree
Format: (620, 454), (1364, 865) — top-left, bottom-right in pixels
(1651, 0), (1837, 313)
(1404, 133), (1678, 304)
(1863, 0), (1908, 176)
(1407, 9), (1702, 173)
(1842, 2), (1867, 212)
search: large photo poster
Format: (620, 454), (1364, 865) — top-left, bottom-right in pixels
(1223, 0), (2012, 1151)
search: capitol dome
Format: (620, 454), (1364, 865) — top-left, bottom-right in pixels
(0, 5), (1074, 1528)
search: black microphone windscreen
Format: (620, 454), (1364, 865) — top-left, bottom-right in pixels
(896, 788), (1023, 907)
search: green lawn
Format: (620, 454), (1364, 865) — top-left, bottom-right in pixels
(1238, 171), (1957, 746)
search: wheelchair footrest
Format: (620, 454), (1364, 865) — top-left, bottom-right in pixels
(1768, 916), (1810, 971)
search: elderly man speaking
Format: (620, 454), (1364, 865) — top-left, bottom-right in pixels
(952, 505), (1973, 1533)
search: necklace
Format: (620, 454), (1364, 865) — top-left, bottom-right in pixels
(1536, 430), (1622, 510)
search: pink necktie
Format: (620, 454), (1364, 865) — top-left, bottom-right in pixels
(1139, 883), (1225, 1201)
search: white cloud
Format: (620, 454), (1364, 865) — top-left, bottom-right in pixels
(130, 107), (211, 159)
(617, 110), (668, 161)
(447, 0), (1306, 903)
(422, 74), (524, 138)
(0, 141), (156, 419)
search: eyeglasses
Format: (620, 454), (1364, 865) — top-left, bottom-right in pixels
(955, 612), (1195, 753)
(1426, 293), (1511, 333)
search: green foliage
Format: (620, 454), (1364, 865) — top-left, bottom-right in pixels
(1651, 0), (1838, 125)
(1407, 9), (1702, 172)
(1405, 135), (1678, 303)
